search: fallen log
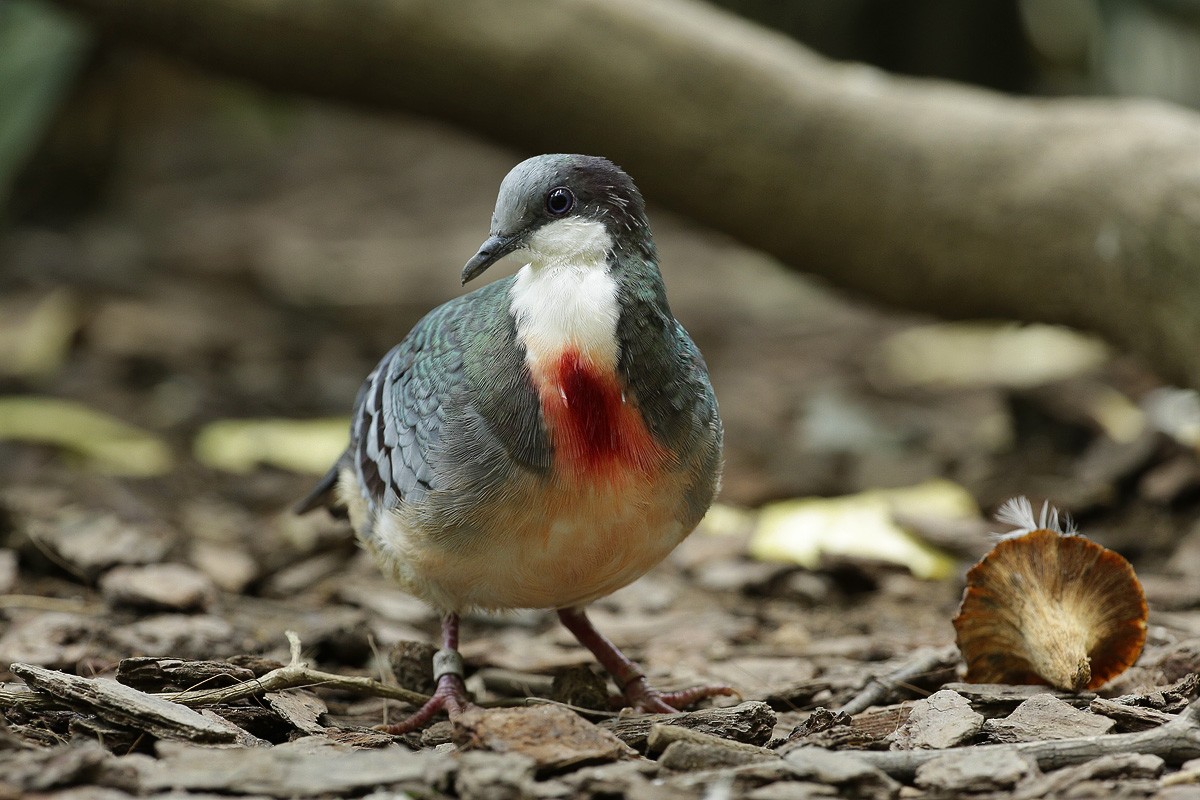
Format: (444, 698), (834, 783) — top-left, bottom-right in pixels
(46, 0), (1200, 389)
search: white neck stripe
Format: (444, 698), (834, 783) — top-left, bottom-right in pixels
(509, 218), (621, 372)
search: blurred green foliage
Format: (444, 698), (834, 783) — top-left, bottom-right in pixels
(0, 0), (90, 207)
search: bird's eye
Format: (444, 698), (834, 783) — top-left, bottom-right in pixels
(545, 187), (574, 216)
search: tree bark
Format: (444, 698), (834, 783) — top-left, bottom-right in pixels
(47, 0), (1200, 388)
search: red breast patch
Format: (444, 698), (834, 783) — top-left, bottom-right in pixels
(538, 349), (665, 478)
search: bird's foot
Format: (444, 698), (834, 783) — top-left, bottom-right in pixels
(377, 637), (473, 735)
(620, 675), (740, 714)
(376, 671), (473, 735)
(557, 606), (739, 715)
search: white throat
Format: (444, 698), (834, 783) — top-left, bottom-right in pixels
(509, 218), (620, 370)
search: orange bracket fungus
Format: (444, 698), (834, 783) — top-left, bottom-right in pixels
(953, 497), (1147, 692)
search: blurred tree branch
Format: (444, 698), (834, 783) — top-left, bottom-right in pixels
(45, 0), (1200, 389)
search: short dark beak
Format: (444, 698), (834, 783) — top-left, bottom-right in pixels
(462, 233), (523, 285)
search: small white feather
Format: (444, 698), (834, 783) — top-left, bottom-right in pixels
(995, 496), (1036, 532)
(993, 495), (1076, 539)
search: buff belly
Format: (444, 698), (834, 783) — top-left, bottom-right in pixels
(342, 468), (691, 612)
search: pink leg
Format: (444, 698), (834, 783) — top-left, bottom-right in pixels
(557, 607), (738, 714)
(378, 613), (473, 734)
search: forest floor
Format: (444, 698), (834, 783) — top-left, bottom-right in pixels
(1, 58), (1199, 799)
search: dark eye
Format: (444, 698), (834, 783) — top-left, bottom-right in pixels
(545, 187), (574, 216)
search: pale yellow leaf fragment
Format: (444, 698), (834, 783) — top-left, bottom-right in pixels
(0, 290), (78, 380)
(870, 322), (1109, 391)
(1087, 386), (1145, 443)
(750, 480), (975, 580)
(698, 502), (755, 537)
(0, 396), (172, 476)
(193, 418), (349, 475)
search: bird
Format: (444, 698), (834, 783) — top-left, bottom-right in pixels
(298, 154), (731, 732)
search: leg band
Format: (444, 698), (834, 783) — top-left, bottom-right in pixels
(432, 648), (465, 681)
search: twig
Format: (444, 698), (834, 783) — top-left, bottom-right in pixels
(477, 667), (555, 699)
(161, 631), (429, 707)
(836, 645), (958, 716)
(0, 594), (102, 613)
(522, 696), (618, 720)
(850, 702), (1200, 779)
(1, 631), (431, 712)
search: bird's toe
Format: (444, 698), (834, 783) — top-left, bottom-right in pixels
(621, 677), (740, 715)
(376, 673), (474, 735)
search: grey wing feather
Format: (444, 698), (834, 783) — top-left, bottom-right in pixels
(300, 278), (549, 521)
(352, 302), (466, 511)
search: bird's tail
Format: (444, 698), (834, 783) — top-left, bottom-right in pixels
(294, 460), (348, 519)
